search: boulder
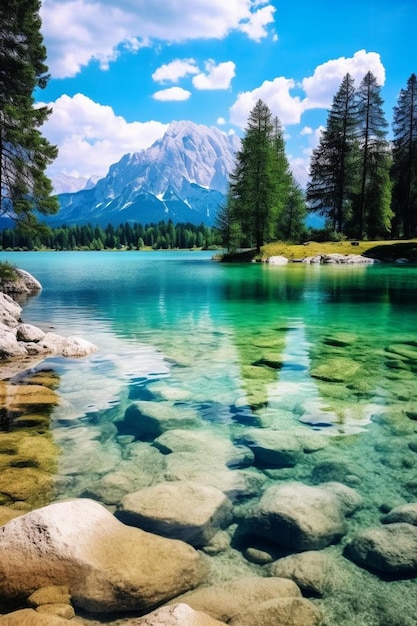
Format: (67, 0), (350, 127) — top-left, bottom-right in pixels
(0, 293), (22, 327)
(269, 550), (343, 595)
(118, 401), (200, 440)
(0, 609), (70, 626)
(125, 603), (228, 625)
(265, 256), (289, 265)
(228, 597), (323, 626)
(27, 586), (71, 608)
(154, 430), (254, 469)
(16, 324), (45, 343)
(239, 429), (302, 468)
(0, 499), (205, 614)
(347, 522), (417, 573)
(381, 503), (417, 525)
(118, 481), (233, 547)
(173, 577), (301, 623)
(0, 331), (27, 359)
(247, 482), (347, 550)
(1, 269), (42, 296)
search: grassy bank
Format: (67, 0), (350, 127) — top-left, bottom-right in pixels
(258, 239), (417, 262)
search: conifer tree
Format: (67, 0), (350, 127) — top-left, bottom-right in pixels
(229, 99), (280, 251)
(391, 73), (417, 237)
(353, 71), (392, 238)
(307, 74), (359, 233)
(0, 0), (58, 229)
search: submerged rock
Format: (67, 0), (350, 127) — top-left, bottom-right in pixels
(347, 523), (417, 573)
(118, 481), (233, 547)
(247, 482), (349, 550)
(381, 502), (417, 525)
(125, 603), (228, 625)
(0, 499), (205, 613)
(269, 550), (345, 595)
(118, 401), (200, 440)
(239, 428), (302, 468)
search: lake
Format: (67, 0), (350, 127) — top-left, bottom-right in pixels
(1, 250), (417, 625)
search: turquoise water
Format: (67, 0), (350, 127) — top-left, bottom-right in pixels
(2, 250), (417, 625)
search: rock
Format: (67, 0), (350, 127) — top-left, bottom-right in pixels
(125, 603), (228, 625)
(118, 481), (233, 547)
(35, 605), (75, 620)
(347, 523), (417, 573)
(0, 293), (22, 327)
(118, 401), (200, 440)
(0, 609), (70, 625)
(265, 256), (289, 265)
(61, 336), (96, 357)
(239, 429), (302, 468)
(0, 331), (28, 358)
(27, 586), (71, 608)
(248, 482), (347, 550)
(302, 254), (374, 265)
(269, 550), (342, 595)
(381, 503), (417, 525)
(0, 499), (205, 614)
(311, 461), (363, 486)
(173, 577), (302, 623)
(229, 597), (323, 626)
(319, 482), (363, 516)
(1, 269), (42, 296)
(16, 324), (45, 343)
(154, 430), (254, 469)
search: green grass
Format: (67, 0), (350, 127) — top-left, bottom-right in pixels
(0, 261), (18, 283)
(259, 239), (417, 262)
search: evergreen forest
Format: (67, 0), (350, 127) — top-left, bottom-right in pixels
(0, 221), (219, 251)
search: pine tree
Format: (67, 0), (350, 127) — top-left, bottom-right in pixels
(229, 100), (279, 251)
(0, 0), (58, 229)
(353, 71), (392, 238)
(307, 74), (359, 233)
(391, 73), (417, 237)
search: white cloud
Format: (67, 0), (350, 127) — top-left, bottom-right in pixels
(239, 4), (276, 41)
(229, 50), (386, 128)
(229, 77), (304, 128)
(300, 126), (313, 136)
(40, 94), (167, 180)
(41, 0), (276, 78)
(302, 49), (386, 110)
(193, 61), (236, 90)
(152, 59), (199, 83)
(152, 87), (192, 101)
(217, 117), (227, 125)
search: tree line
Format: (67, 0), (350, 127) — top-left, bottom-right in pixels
(308, 72), (417, 240)
(0, 221), (220, 251)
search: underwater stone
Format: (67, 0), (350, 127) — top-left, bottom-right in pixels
(0, 499), (205, 614)
(248, 482), (347, 550)
(347, 523), (417, 573)
(381, 503), (417, 526)
(120, 400), (200, 440)
(126, 603), (228, 625)
(239, 428), (302, 468)
(269, 550), (345, 596)
(118, 481), (233, 547)
(228, 598), (323, 626)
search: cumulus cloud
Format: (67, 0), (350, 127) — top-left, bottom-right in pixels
(152, 59), (199, 83)
(230, 77), (304, 128)
(41, 0), (276, 78)
(300, 126), (313, 136)
(40, 94), (167, 180)
(152, 87), (192, 101)
(192, 61), (236, 90)
(217, 117), (227, 125)
(302, 49), (386, 110)
(229, 50), (386, 128)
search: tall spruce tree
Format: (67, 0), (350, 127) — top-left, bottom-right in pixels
(0, 0), (58, 229)
(353, 71), (392, 238)
(307, 73), (359, 233)
(391, 73), (417, 237)
(229, 100), (280, 251)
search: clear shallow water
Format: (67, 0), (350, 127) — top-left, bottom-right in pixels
(2, 250), (417, 625)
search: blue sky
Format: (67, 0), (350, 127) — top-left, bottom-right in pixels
(36, 0), (417, 187)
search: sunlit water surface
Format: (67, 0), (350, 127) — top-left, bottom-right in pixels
(2, 250), (417, 625)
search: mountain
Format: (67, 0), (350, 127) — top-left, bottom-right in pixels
(52, 174), (100, 195)
(48, 121), (241, 227)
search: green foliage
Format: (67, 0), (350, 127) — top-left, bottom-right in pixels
(0, 261), (18, 283)
(219, 100), (307, 252)
(391, 73), (417, 238)
(0, 220), (221, 251)
(0, 0), (58, 230)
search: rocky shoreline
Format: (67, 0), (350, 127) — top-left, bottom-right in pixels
(0, 269), (96, 380)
